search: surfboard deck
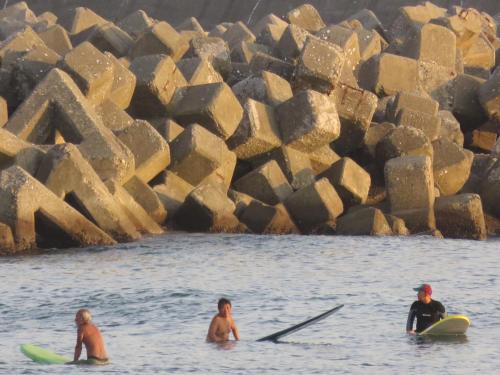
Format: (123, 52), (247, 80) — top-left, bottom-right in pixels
(20, 344), (71, 365)
(419, 315), (470, 336)
(257, 304), (344, 342)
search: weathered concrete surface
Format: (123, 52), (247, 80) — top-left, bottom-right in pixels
(153, 171), (194, 220)
(336, 207), (392, 236)
(124, 176), (167, 224)
(0, 128), (45, 175)
(0, 166), (115, 252)
(240, 200), (299, 234)
(435, 193), (487, 240)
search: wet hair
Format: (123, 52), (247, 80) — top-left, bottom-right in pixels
(218, 298), (231, 310)
(77, 308), (92, 322)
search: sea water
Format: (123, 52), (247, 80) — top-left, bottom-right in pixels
(1, 234), (499, 374)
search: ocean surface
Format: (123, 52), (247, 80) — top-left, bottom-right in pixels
(1, 233), (499, 374)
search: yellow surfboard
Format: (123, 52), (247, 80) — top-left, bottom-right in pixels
(419, 315), (470, 336)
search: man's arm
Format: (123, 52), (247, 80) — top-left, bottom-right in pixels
(73, 327), (84, 361)
(231, 319), (240, 341)
(438, 302), (446, 319)
(406, 309), (417, 334)
(207, 317), (222, 342)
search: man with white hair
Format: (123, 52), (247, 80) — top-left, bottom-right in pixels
(70, 308), (109, 364)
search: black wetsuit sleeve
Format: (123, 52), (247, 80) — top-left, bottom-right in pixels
(406, 308), (417, 331)
(438, 302), (446, 319)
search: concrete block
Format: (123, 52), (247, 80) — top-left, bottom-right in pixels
(228, 189), (254, 218)
(174, 183), (240, 232)
(384, 155), (436, 232)
(117, 10), (154, 40)
(276, 90), (341, 152)
(105, 179), (163, 234)
(88, 22), (134, 58)
(130, 21), (188, 61)
(169, 123), (224, 186)
(453, 73), (488, 131)
(277, 24), (311, 60)
(330, 85), (378, 155)
(479, 69), (500, 117)
(437, 110), (464, 146)
(359, 53), (419, 96)
(233, 159), (292, 205)
(348, 8), (386, 37)
(37, 24), (72, 56)
(435, 193), (487, 240)
(0, 166), (115, 252)
(37, 11), (57, 26)
(0, 128), (45, 175)
(376, 126), (433, 165)
(114, 119), (170, 183)
(396, 108), (441, 141)
(36, 144), (140, 241)
(294, 36), (345, 94)
(104, 52), (136, 110)
(355, 28), (383, 62)
(5, 68), (135, 183)
(59, 41), (114, 106)
(286, 4), (325, 33)
(240, 200), (299, 234)
(208, 24), (228, 38)
(222, 21), (256, 50)
(231, 71), (292, 106)
(176, 57), (223, 85)
(59, 7), (107, 35)
(176, 17), (205, 33)
(284, 178), (344, 233)
(316, 25), (361, 67)
(262, 70), (293, 106)
(385, 214), (410, 235)
(336, 207), (392, 236)
(227, 98), (281, 160)
(480, 160), (500, 217)
(308, 145), (340, 174)
(186, 36), (231, 78)
(387, 91), (439, 122)
(249, 51), (294, 80)
(171, 82), (243, 140)
(12, 44), (60, 102)
(467, 120), (499, 152)
(253, 14), (288, 49)
(0, 2), (37, 24)
(251, 146), (315, 190)
(432, 138), (473, 196)
(0, 222), (14, 253)
(318, 157), (371, 207)
(128, 54), (186, 118)
(231, 40), (271, 64)
(0, 26), (47, 65)
(199, 142), (236, 193)
(96, 99), (134, 132)
(463, 32), (496, 69)
(153, 171), (194, 220)
(403, 23), (457, 68)
(149, 118), (184, 142)
(124, 176), (167, 224)
(364, 122), (396, 158)
(0, 96), (6, 127)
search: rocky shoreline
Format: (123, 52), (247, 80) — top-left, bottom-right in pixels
(0, 1), (499, 254)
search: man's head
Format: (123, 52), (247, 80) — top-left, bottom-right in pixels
(75, 308), (92, 326)
(217, 298), (232, 317)
(414, 284), (432, 303)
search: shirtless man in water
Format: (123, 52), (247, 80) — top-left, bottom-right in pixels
(70, 309), (109, 364)
(207, 298), (240, 342)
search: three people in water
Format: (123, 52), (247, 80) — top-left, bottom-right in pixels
(69, 308), (109, 365)
(206, 298), (240, 343)
(406, 283), (446, 334)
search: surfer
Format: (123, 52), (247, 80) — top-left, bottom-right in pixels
(406, 284), (446, 334)
(69, 309), (109, 365)
(206, 298), (240, 343)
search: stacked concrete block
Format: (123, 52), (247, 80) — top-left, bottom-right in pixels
(364, 122), (396, 158)
(150, 118), (184, 142)
(222, 21), (256, 50)
(232, 71), (293, 107)
(88, 22), (134, 58)
(479, 70), (500, 117)
(36, 144), (140, 241)
(467, 120), (499, 152)
(231, 41), (271, 64)
(387, 91), (439, 122)
(0, 128), (45, 175)
(176, 57), (223, 85)
(359, 53), (419, 96)
(227, 98), (281, 160)
(277, 24), (311, 60)
(174, 183), (241, 232)
(117, 10), (154, 40)
(5, 68), (135, 183)
(284, 178), (344, 233)
(308, 145), (341, 174)
(330, 85), (378, 155)
(228, 189), (255, 218)
(234, 160), (292, 205)
(253, 14), (288, 49)
(480, 161), (500, 217)
(354, 27), (383, 63)
(0, 166), (115, 252)
(318, 157), (371, 207)
(124, 176), (167, 224)
(286, 4), (325, 33)
(316, 25), (361, 67)
(432, 138), (473, 196)
(437, 110), (464, 146)
(336, 207), (392, 236)
(0, 222), (15, 253)
(376, 126), (434, 165)
(104, 52), (136, 110)
(240, 200), (299, 234)
(186, 36), (231, 78)
(0, 26), (47, 65)
(385, 214), (410, 236)
(435, 193), (487, 240)
(59, 7), (107, 35)
(59, 41), (114, 105)
(385, 156), (436, 232)
(251, 146), (316, 190)
(37, 24), (72, 56)
(276, 90), (341, 152)
(395, 108), (441, 142)
(129, 54), (186, 118)
(452, 74), (488, 131)
(153, 171), (194, 220)
(199, 142), (237, 193)
(249, 51), (294, 80)
(294, 37), (345, 94)
(171, 82), (243, 140)
(176, 17), (205, 34)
